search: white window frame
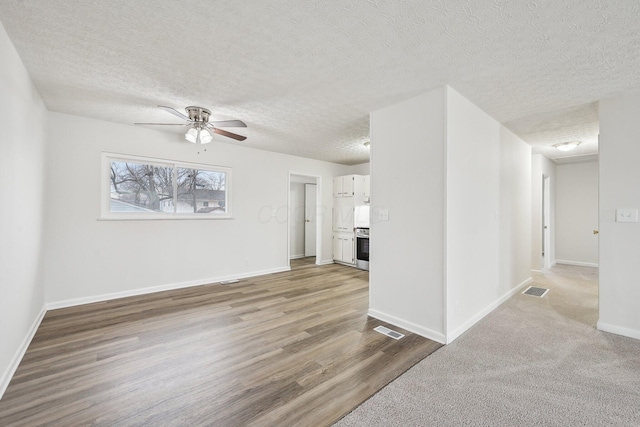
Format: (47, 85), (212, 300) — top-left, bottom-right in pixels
(101, 153), (232, 220)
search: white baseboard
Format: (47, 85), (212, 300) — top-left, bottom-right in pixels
(3, 266), (292, 399)
(556, 259), (599, 268)
(0, 305), (46, 400)
(317, 259), (335, 266)
(597, 321), (640, 341)
(46, 266), (291, 310)
(289, 254), (306, 260)
(446, 277), (533, 344)
(367, 309), (446, 344)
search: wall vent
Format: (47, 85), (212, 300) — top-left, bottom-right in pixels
(374, 326), (405, 340)
(523, 286), (549, 297)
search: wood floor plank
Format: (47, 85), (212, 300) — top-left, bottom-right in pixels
(0, 260), (441, 426)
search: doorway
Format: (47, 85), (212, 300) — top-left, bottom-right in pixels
(288, 173), (321, 268)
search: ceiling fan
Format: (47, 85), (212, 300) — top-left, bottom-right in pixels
(135, 106), (247, 144)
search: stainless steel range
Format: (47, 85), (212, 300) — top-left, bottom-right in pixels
(355, 228), (369, 271)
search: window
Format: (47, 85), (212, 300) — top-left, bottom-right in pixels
(102, 153), (231, 219)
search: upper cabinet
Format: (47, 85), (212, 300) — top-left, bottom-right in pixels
(363, 175), (370, 203)
(333, 175), (355, 197)
(333, 174), (370, 203)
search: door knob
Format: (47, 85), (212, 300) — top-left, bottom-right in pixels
(593, 230), (599, 234)
(305, 219), (310, 223)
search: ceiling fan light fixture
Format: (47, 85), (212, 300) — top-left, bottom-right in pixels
(554, 141), (581, 152)
(200, 128), (213, 144)
(185, 127), (199, 143)
(185, 126), (213, 144)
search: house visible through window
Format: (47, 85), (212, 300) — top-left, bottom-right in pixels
(103, 154), (231, 219)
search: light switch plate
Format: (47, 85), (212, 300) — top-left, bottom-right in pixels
(616, 208), (638, 223)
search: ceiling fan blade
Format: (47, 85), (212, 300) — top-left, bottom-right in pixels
(210, 119), (247, 128)
(134, 122), (189, 126)
(212, 127), (247, 141)
(158, 105), (190, 121)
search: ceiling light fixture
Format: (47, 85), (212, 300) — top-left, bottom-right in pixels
(185, 125), (213, 144)
(554, 141), (581, 152)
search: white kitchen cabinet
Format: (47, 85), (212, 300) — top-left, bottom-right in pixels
(332, 174), (367, 268)
(333, 175), (356, 197)
(333, 205), (354, 232)
(333, 233), (354, 264)
(363, 175), (370, 202)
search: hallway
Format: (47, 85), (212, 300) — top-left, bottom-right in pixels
(335, 265), (640, 426)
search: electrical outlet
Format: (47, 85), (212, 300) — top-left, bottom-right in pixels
(616, 208), (638, 223)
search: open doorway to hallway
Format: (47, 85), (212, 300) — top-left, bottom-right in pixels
(288, 173), (321, 269)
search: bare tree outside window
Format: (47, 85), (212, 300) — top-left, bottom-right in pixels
(107, 157), (229, 216)
(177, 168), (226, 213)
(110, 161), (173, 212)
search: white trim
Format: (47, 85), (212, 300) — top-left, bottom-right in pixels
(368, 308), (446, 344)
(446, 277), (533, 344)
(0, 306), (46, 399)
(317, 259), (335, 266)
(46, 266), (290, 310)
(597, 321), (640, 341)
(289, 254), (306, 260)
(556, 259), (599, 268)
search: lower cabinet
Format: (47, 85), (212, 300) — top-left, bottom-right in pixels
(333, 233), (354, 264)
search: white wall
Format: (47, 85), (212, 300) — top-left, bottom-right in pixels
(531, 154), (556, 270)
(598, 93), (640, 340)
(349, 162), (370, 175)
(0, 22), (48, 395)
(445, 87), (531, 341)
(289, 182), (306, 258)
(369, 86), (532, 344)
(369, 88), (447, 342)
(43, 112), (351, 305)
(500, 128), (533, 295)
(556, 161), (599, 267)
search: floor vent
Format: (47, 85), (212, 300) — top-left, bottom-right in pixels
(374, 326), (405, 340)
(523, 286), (549, 297)
(220, 279), (240, 285)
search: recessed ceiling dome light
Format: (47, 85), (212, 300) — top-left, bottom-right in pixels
(554, 141), (581, 152)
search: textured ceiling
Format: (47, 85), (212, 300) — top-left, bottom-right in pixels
(1, 1), (639, 165)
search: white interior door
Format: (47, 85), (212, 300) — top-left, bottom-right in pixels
(304, 184), (317, 257)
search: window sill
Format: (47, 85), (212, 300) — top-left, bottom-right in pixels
(98, 215), (234, 221)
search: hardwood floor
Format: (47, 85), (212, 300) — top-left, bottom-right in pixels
(0, 263), (441, 426)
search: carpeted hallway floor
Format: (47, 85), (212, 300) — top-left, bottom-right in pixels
(334, 265), (640, 426)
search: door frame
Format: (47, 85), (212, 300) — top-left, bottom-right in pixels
(287, 172), (322, 267)
(543, 175), (552, 269)
(304, 183), (317, 257)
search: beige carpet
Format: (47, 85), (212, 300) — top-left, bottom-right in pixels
(334, 265), (640, 426)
